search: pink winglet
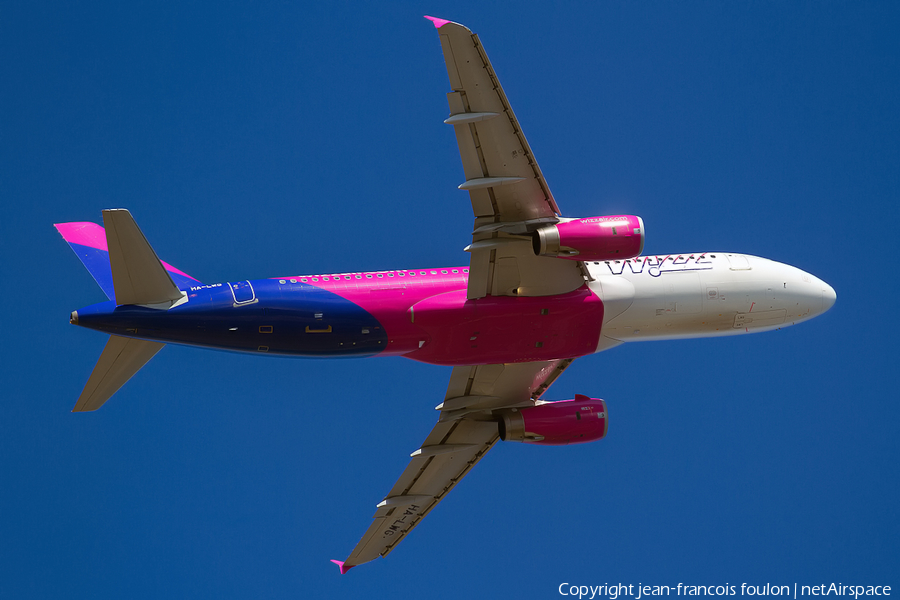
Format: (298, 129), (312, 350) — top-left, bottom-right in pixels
(424, 15), (451, 28)
(330, 559), (354, 575)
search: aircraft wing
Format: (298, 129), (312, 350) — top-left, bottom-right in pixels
(426, 16), (588, 299)
(335, 358), (574, 572)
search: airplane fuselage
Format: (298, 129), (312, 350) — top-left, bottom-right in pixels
(73, 252), (835, 365)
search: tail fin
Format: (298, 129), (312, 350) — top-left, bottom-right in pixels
(55, 213), (200, 302)
(102, 209), (183, 306)
(74, 335), (165, 412)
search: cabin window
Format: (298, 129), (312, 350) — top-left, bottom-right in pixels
(259, 326), (273, 333)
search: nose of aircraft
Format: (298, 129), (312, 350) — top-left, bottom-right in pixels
(802, 273), (836, 317)
(773, 259), (836, 320)
(748, 256), (834, 324)
(822, 281), (837, 313)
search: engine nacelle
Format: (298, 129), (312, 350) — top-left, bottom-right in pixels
(499, 395), (607, 445)
(532, 215), (644, 261)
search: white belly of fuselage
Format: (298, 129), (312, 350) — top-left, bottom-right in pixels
(587, 253), (835, 346)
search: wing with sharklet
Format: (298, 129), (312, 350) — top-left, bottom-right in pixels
(334, 358), (574, 572)
(426, 16), (588, 299)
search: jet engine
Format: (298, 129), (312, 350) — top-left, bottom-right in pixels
(499, 395), (607, 445)
(532, 215), (644, 261)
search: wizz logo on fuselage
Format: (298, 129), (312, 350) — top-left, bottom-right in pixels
(604, 255), (715, 277)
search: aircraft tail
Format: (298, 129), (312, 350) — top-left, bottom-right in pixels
(73, 335), (165, 412)
(58, 209), (200, 410)
(54, 211), (200, 302)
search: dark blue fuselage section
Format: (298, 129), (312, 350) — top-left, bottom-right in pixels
(75, 279), (388, 357)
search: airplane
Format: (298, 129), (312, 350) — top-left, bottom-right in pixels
(54, 16), (836, 573)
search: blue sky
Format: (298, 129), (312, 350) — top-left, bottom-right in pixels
(2, 2), (898, 598)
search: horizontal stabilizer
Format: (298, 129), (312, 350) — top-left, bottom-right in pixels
(102, 209), (184, 306)
(73, 335), (165, 412)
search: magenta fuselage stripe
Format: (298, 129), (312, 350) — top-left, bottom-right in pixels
(272, 270), (606, 365)
(161, 263), (195, 281)
(272, 269), (467, 357)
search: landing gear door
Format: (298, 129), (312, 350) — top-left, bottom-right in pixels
(229, 281), (258, 306)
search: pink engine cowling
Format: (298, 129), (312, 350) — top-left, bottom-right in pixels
(532, 215), (644, 261)
(499, 395), (608, 445)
